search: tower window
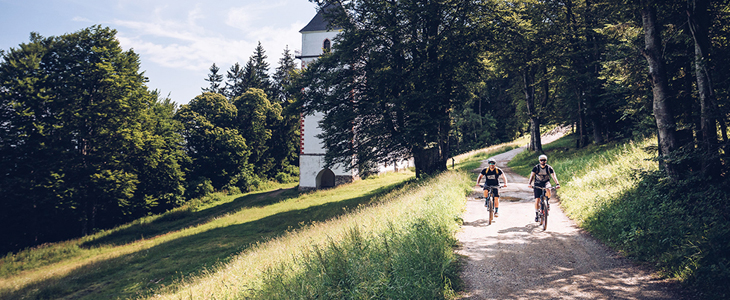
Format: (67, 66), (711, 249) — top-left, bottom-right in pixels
(323, 39), (331, 52)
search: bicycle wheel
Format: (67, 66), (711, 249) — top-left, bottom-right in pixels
(541, 198), (548, 231)
(488, 195), (494, 225)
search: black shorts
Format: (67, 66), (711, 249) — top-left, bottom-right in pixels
(533, 182), (548, 199)
(483, 186), (500, 197)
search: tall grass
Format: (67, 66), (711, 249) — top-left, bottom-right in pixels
(0, 172), (415, 299)
(509, 134), (730, 299)
(143, 171), (471, 300)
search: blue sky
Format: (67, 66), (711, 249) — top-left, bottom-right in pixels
(0, 0), (319, 104)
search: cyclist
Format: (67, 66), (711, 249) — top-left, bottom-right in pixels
(527, 154), (560, 222)
(476, 158), (508, 217)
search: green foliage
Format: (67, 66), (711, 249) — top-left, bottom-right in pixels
(175, 92), (251, 190)
(298, 0), (485, 177)
(233, 88), (283, 176)
(208, 44), (300, 183)
(0, 25), (187, 253)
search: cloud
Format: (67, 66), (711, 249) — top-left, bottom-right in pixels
(72, 16), (92, 23)
(113, 1), (308, 74)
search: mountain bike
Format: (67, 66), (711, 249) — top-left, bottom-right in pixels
(480, 185), (500, 225)
(534, 186), (551, 230)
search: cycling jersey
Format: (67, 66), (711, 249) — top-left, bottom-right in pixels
(480, 167), (503, 187)
(532, 164), (554, 187)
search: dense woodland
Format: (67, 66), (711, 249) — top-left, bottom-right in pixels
(2, 0), (729, 259)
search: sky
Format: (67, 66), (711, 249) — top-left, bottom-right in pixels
(0, 0), (319, 104)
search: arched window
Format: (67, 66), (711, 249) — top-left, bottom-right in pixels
(323, 39), (331, 52)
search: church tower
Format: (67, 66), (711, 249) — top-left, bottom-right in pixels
(297, 4), (356, 190)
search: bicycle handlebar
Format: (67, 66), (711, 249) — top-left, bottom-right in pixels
(530, 185), (560, 190)
(479, 184), (502, 189)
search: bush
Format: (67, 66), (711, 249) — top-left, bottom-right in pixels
(224, 186), (241, 195)
(229, 168), (263, 192)
(187, 177), (214, 199)
(274, 172), (292, 183)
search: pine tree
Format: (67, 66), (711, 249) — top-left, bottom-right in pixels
(225, 62), (247, 100)
(202, 63), (224, 95)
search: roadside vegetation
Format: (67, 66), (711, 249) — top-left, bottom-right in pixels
(509, 134), (730, 299)
(0, 144), (514, 299)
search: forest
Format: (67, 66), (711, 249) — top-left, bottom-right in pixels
(2, 0), (729, 259)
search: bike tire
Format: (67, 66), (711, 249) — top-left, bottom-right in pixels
(541, 197), (548, 231)
(488, 196), (494, 225)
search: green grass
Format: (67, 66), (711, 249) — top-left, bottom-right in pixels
(509, 134), (730, 299)
(0, 140), (526, 300)
(0, 173), (415, 299)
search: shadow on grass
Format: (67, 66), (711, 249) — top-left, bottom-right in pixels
(5, 180), (413, 300)
(81, 188), (301, 248)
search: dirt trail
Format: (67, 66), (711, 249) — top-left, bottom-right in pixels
(456, 133), (686, 299)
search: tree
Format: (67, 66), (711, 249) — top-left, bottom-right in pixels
(639, 0), (679, 177)
(232, 88), (282, 176)
(268, 46), (301, 179)
(299, 0), (483, 178)
(0, 26), (187, 252)
(202, 63), (224, 94)
(272, 46), (297, 103)
(486, 0), (562, 152)
(687, 0), (720, 176)
(240, 42), (272, 96)
(175, 93), (250, 191)
(225, 62), (247, 100)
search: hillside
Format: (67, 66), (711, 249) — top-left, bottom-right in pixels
(0, 142), (520, 299)
(508, 134), (729, 299)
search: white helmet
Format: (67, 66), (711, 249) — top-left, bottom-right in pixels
(539, 154), (548, 161)
(487, 158), (496, 165)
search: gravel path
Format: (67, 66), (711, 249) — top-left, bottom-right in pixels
(455, 135), (688, 299)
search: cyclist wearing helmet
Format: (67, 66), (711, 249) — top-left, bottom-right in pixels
(476, 158), (508, 217)
(528, 154), (560, 222)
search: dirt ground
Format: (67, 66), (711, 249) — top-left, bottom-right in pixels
(455, 133), (691, 299)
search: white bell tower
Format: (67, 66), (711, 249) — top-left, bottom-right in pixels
(297, 4), (356, 190)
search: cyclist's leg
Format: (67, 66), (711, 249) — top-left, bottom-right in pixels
(533, 187), (541, 221)
(493, 188), (499, 215)
(483, 189), (489, 206)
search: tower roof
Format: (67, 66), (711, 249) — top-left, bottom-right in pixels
(300, 3), (343, 32)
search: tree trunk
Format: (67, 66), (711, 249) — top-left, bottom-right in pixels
(413, 146), (442, 178)
(640, 0), (678, 178)
(523, 68), (542, 152)
(576, 91), (588, 148)
(585, 0), (605, 145)
(687, 0), (720, 177)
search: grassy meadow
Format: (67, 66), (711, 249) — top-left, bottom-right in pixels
(1, 143), (516, 299)
(509, 134), (730, 299)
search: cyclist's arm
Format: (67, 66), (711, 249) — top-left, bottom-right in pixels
(476, 174), (483, 186)
(527, 172), (535, 187)
(500, 172), (508, 187)
(551, 173), (560, 188)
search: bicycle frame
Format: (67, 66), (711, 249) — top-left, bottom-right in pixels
(534, 186), (551, 230)
(482, 185), (500, 225)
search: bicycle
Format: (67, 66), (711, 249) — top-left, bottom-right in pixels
(479, 185), (501, 225)
(533, 186), (556, 231)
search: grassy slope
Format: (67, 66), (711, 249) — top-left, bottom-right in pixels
(509, 134), (729, 299)
(0, 173), (414, 299)
(0, 142), (517, 299)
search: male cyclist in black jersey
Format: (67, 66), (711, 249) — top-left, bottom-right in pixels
(527, 154), (560, 222)
(476, 158), (508, 217)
